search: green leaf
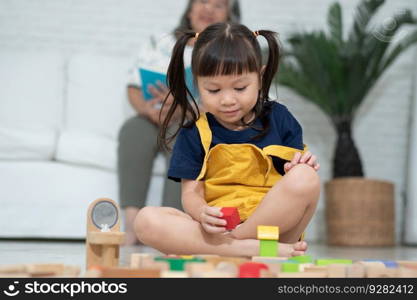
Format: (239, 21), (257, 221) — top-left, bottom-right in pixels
(379, 29), (417, 76)
(328, 2), (343, 48)
(346, 0), (385, 55)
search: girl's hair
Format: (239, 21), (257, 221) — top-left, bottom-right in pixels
(160, 23), (281, 151)
(174, 0), (241, 37)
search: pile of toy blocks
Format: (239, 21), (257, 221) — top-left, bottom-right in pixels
(82, 224), (417, 278)
(82, 253), (417, 278)
(0, 264), (80, 278)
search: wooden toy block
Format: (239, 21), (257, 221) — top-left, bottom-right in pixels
(86, 198), (125, 269)
(130, 253), (153, 268)
(299, 264), (315, 272)
(281, 262), (299, 273)
(220, 207), (240, 230)
(185, 263), (215, 277)
(363, 260), (398, 268)
(303, 265), (328, 276)
(200, 271), (236, 278)
(200, 256), (249, 267)
(215, 261), (238, 277)
(316, 259), (352, 266)
(397, 261), (417, 269)
(161, 271), (189, 278)
(346, 263), (366, 278)
(238, 262), (269, 278)
(0, 264), (27, 274)
(154, 256), (205, 271)
(26, 264), (65, 276)
(87, 266), (161, 278)
(289, 255), (313, 264)
(260, 240), (277, 257)
(327, 264), (347, 278)
(88, 232), (125, 245)
(61, 265), (81, 277)
(250, 258), (282, 275)
(0, 273), (30, 278)
(142, 261), (170, 271)
(278, 271), (327, 278)
(252, 257), (288, 263)
(366, 265), (397, 278)
(257, 225), (279, 240)
(396, 267), (417, 278)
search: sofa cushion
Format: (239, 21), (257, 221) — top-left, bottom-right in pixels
(65, 53), (135, 140)
(0, 50), (64, 160)
(0, 161), (118, 239)
(0, 50), (64, 129)
(55, 130), (117, 171)
(0, 126), (56, 160)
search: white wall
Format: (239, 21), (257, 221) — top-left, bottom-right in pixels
(0, 0), (416, 242)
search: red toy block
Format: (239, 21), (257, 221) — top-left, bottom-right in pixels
(238, 262), (269, 278)
(220, 207), (240, 230)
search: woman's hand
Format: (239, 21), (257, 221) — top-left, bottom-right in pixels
(284, 151), (320, 173)
(199, 205), (227, 234)
(146, 81), (181, 126)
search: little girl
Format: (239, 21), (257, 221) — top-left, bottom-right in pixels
(134, 23), (320, 257)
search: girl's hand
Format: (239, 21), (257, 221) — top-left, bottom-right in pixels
(284, 151), (320, 173)
(199, 206), (227, 234)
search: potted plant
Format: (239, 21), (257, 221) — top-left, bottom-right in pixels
(276, 0), (417, 246)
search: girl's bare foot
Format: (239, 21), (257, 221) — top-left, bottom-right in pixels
(277, 241), (308, 257)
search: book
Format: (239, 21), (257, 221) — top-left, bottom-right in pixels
(139, 67), (197, 101)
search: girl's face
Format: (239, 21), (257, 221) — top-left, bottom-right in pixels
(198, 72), (261, 131)
(188, 0), (229, 33)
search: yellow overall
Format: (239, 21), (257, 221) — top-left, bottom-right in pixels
(195, 113), (307, 222)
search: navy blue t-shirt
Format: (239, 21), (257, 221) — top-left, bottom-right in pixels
(168, 101), (303, 182)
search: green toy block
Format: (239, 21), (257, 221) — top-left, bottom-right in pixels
(281, 262), (299, 273)
(315, 259), (353, 266)
(259, 240), (277, 257)
(154, 256), (205, 271)
(289, 255), (313, 264)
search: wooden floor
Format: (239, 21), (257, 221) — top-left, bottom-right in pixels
(1, 240), (416, 275)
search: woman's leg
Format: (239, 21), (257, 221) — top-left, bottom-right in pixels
(134, 207), (307, 257)
(161, 150), (183, 210)
(231, 164), (320, 243)
(117, 115), (158, 245)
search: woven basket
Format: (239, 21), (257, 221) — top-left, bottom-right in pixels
(325, 178), (395, 246)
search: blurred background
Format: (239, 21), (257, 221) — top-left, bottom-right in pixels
(0, 0), (416, 247)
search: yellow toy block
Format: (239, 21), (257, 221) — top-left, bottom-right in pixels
(257, 225), (279, 240)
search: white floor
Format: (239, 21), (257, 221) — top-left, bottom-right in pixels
(1, 240), (416, 276)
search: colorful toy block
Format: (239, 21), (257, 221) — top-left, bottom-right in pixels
(257, 225), (279, 240)
(154, 256), (205, 271)
(87, 266), (161, 278)
(281, 262), (300, 273)
(259, 240), (277, 257)
(316, 259), (353, 266)
(289, 255), (313, 264)
(220, 207), (240, 230)
(257, 225), (279, 257)
(238, 262), (269, 278)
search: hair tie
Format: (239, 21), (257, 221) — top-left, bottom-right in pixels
(195, 32), (199, 39)
(253, 31), (259, 37)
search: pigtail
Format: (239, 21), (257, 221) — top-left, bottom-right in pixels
(257, 30), (280, 101)
(158, 31), (200, 152)
(248, 30), (280, 141)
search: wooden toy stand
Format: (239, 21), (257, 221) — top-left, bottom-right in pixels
(86, 198), (125, 269)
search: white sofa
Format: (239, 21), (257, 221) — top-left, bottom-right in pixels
(0, 50), (165, 239)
